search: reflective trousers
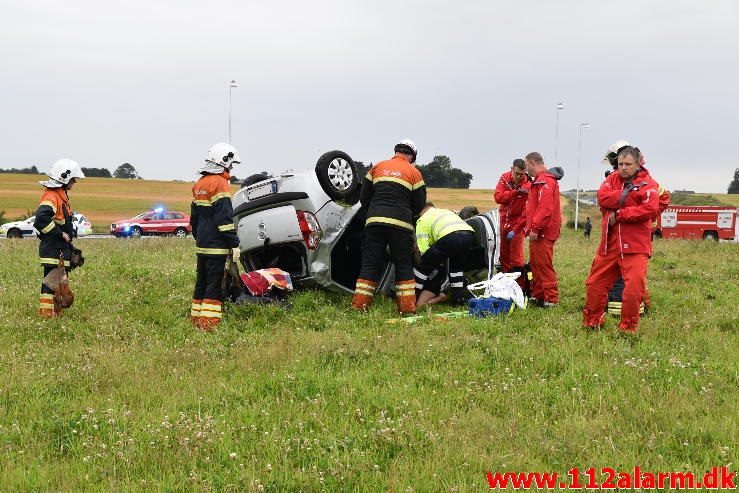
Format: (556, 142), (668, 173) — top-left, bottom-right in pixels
(529, 238), (558, 304)
(192, 255), (227, 330)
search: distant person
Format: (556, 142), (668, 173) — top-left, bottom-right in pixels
(523, 152), (564, 308)
(493, 158), (531, 287)
(351, 139), (426, 315)
(584, 217), (592, 238)
(414, 203), (475, 308)
(190, 143), (241, 331)
(583, 146), (659, 333)
(35, 159), (85, 318)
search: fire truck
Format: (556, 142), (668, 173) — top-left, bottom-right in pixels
(654, 206), (738, 241)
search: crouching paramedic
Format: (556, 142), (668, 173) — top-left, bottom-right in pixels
(190, 143), (241, 331)
(35, 159), (85, 318)
(414, 203), (475, 307)
(583, 146), (659, 333)
(351, 139), (426, 315)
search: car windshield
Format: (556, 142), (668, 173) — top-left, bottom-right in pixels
(132, 212), (148, 219)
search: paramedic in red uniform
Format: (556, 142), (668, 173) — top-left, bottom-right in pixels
(523, 152), (564, 308)
(351, 139), (426, 315)
(190, 143), (241, 331)
(493, 158), (531, 286)
(583, 146), (659, 333)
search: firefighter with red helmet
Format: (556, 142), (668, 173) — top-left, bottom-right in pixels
(493, 158), (531, 286)
(583, 146), (659, 333)
(190, 143), (241, 331)
(351, 139), (426, 315)
(35, 159), (85, 318)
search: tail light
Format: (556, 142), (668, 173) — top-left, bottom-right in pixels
(296, 211), (322, 250)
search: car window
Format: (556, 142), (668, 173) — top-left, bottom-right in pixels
(172, 213), (184, 219)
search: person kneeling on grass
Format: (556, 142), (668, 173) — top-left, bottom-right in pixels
(414, 203), (475, 308)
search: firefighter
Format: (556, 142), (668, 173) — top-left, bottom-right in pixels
(414, 203), (475, 308)
(584, 217), (592, 238)
(602, 139), (669, 312)
(35, 159), (85, 318)
(493, 158), (531, 286)
(190, 143), (241, 331)
(583, 146), (659, 333)
(351, 139), (426, 315)
(523, 152), (564, 308)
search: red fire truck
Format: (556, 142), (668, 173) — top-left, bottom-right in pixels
(654, 206), (738, 241)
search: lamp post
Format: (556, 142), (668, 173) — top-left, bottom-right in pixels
(575, 122), (591, 230)
(554, 102), (564, 165)
(228, 80), (237, 143)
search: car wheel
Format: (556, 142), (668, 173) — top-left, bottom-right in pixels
(7, 228), (22, 239)
(703, 231), (718, 241)
(174, 227), (187, 238)
(131, 226), (143, 238)
(315, 150), (360, 203)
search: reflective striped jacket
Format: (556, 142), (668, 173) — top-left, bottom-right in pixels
(34, 187), (73, 266)
(190, 172), (239, 255)
(415, 207), (473, 254)
(360, 155), (426, 231)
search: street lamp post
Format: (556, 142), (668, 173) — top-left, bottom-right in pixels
(575, 122), (591, 230)
(228, 80), (237, 144)
(554, 102), (564, 165)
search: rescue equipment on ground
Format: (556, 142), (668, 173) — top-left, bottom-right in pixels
(43, 253), (74, 309)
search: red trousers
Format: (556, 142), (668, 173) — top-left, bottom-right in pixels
(583, 247), (649, 332)
(499, 231), (524, 273)
(529, 238), (558, 303)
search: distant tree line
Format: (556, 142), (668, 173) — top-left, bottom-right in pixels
(355, 155), (473, 189)
(729, 168), (739, 194)
(0, 165), (40, 174)
(82, 167), (112, 178)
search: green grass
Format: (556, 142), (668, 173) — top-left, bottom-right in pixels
(0, 231), (737, 491)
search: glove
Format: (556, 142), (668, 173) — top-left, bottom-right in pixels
(506, 231), (515, 240)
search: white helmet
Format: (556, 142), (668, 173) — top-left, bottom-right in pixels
(602, 139), (631, 166)
(200, 142), (241, 174)
(39, 159), (85, 188)
(394, 139), (418, 163)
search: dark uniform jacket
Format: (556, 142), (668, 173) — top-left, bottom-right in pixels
(34, 188), (73, 266)
(190, 172), (239, 255)
(360, 155), (426, 231)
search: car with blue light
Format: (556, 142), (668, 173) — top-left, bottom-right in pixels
(110, 209), (191, 238)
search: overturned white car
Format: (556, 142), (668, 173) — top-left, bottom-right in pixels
(231, 150), (499, 294)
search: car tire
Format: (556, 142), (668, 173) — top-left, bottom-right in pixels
(174, 227), (187, 238)
(131, 226), (143, 238)
(315, 150), (360, 203)
(703, 231), (718, 241)
(7, 228), (22, 239)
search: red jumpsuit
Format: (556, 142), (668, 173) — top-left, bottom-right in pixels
(524, 168), (562, 304)
(493, 171), (531, 274)
(583, 167), (659, 332)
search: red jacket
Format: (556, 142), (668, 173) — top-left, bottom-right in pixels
(524, 168), (562, 241)
(596, 167), (659, 256)
(494, 171), (531, 234)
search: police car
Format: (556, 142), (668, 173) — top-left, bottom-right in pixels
(1, 213), (93, 238)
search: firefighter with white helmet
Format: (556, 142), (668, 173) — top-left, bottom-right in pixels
(351, 139), (426, 315)
(35, 159), (85, 318)
(190, 143), (241, 331)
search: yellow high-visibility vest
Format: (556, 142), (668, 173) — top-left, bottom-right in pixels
(415, 207), (473, 254)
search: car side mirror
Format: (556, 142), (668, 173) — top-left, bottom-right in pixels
(144, 217), (151, 221)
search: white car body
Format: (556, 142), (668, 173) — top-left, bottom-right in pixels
(1, 213), (92, 238)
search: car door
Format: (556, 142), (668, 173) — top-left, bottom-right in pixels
(21, 217), (37, 237)
(141, 213), (159, 234)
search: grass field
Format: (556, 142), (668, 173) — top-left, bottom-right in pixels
(0, 228), (737, 491)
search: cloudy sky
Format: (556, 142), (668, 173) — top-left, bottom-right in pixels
(2, 0), (738, 192)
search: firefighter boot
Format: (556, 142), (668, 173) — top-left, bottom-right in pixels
(395, 280), (417, 315)
(198, 299), (223, 332)
(39, 294), (58, 319)
(351, 279), (377, 311)
(191, 299), (202, 326)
